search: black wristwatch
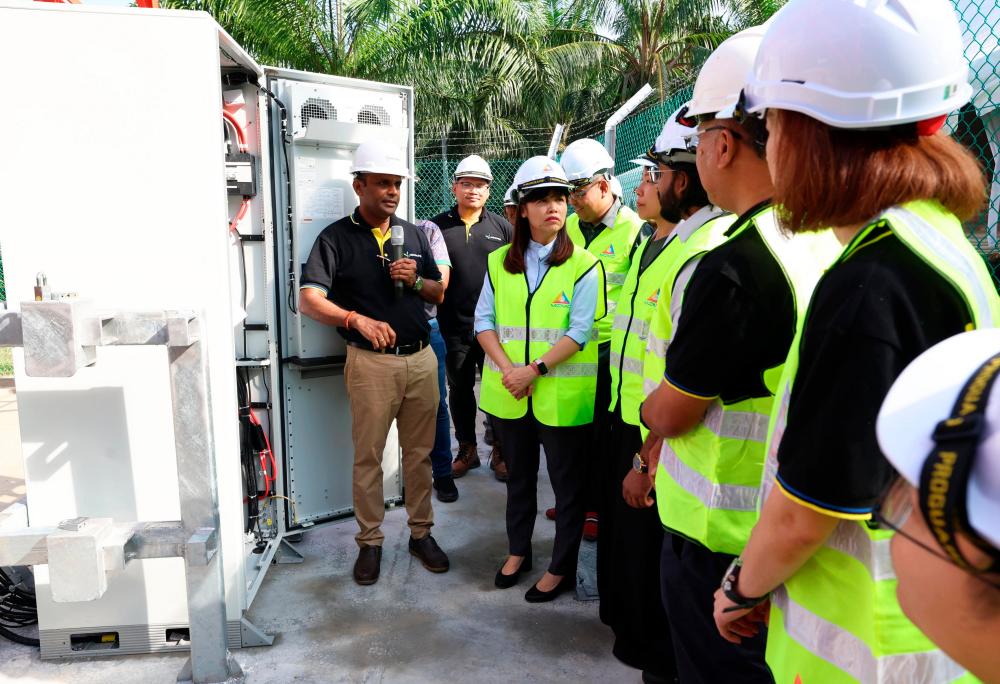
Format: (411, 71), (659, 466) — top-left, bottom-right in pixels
(720, 557), (770, 612)
(533, 359), (549, 376)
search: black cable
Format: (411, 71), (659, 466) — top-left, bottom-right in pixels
(0, 624), (38, 647)
(257, 84), (297, 314)
(0, 568), (38, 647)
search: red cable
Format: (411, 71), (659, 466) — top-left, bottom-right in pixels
(222, 110), (248, 152)
(248, 408), (275, 495)
(229, 197), (251, 233)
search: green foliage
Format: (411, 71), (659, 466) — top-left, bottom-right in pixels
(163, 0), (788, 155)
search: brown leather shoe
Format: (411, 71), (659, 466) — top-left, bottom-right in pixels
(451, 442), (481, 478)
(489, 446), (508, 482)
(353, 546), (382, 585)
(409, 535), (450, 573)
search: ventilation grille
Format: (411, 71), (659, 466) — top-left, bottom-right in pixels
(357, 105), (389, 126)
(300, 97), (337, 127)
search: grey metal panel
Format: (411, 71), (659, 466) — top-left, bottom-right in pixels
(282, 368), (401, 526)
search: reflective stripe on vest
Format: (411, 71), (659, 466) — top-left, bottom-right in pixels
(760, 200), (999, 684)
(478, 244), (604, 427)
(638, 212), (735, 436)
(612, 312), (650, 341)
(656, 205), (842, 553)
(609, 350), (643, 376)
(485, 357), (598, 378)
(771, 588), (968, 684)
(659, 441), (758, 512)
(567, 206), (644, 345)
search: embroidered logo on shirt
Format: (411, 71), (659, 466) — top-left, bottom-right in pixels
(645, 288), (660, 307)
(484, 234), (503, 242)
(551, 291), (571, 308)
(600, 244), (616, 257)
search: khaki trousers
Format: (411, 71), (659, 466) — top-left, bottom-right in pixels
(344, 344), (438, 547)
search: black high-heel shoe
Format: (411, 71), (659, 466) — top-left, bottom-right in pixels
(524, 574), (575, 603)
(494, 554), (532, 589)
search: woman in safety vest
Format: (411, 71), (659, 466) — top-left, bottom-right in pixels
(876, 329), (1000, 683)
(712, 1), (1000, 682)
(475, 156), (605, 603)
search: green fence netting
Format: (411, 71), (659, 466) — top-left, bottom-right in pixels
(952, 0), (1000, 286)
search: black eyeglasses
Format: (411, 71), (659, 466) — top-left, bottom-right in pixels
(872, 479), (1000, 590)
(686, 126), (743, 154)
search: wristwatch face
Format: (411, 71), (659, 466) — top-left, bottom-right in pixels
(413, 276), (424, 291)
(632, 454), (647, 473)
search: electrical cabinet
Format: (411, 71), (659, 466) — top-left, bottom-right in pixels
(0, 2), (412, 659)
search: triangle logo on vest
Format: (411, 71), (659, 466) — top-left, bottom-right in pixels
(552, 291), (571, 307)
(601, 244), (616, 257)
(646, 288), (660, 307)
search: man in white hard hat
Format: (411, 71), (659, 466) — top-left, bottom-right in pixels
(877, 330), (1000, 683)
(639, 26), (840, 682)
(605, 104), (735, 683)
(560, 138), (647, 542)
(300, 139), (451, 586)
(426, 155), (513, 482)
(503, 184), (518, 225)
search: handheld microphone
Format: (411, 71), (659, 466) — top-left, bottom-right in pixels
(390, 224), (405, 300)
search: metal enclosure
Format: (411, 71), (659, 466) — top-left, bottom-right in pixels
(268, 69), (413, 527)
(0, 2), (416, 660)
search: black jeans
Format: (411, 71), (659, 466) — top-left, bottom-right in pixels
(598, 408), (676, 679)
(660, 534), (773, 684)
(444, 333), (485, 446)
(492, 413), (588, 576)
(586, 340), (612, 513)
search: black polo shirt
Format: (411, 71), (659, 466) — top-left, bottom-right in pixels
(427, 207), (512, 338)
(663, 200), (795, 403)
(301, 209), (442, 347)
(775, 221), (973, 516)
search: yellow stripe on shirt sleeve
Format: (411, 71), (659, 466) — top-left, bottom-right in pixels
(777, 481), (872, 521)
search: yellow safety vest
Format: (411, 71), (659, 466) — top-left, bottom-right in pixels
(567, 205), (644, 345)
(636, 210), (735, 435)
(655, 204), (842, 555)
(761, 200), (998, 684)
(479, 245), (606, 427)
(611, 209), (734, 427)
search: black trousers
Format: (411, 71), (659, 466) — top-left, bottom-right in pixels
(585, 340), (612, 513)
(597, 409), (677, 679)
(444, 333), (485, 446)
(492, 413), (588, 576)
(660, 534), (773, 684)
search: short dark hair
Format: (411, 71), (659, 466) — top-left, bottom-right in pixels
(772, 109), (986, 233)
(503, 188), (574, 274)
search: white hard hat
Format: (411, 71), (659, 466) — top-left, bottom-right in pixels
(877, 329), (1000, 550)
(649, 102), (698, 163)
(454, 154), (493, 182)
(503, 184), (517, 207)
(687, 25), (766, 119)
(512, 156), (572, 200)
(560, 138), (615, 183)
(743, 0), (971, 129)
(350, 139), (411, 178)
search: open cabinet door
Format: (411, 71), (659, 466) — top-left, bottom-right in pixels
(268, 69), (415, 528)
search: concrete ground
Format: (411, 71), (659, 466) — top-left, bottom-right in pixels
(0, 384), (634, 684)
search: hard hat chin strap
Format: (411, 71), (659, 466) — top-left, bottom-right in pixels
(919, 352), (1000, 573)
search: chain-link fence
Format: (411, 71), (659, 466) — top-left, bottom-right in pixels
(952, 0), (1000, 286)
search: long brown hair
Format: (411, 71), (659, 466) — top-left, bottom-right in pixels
(771, 110), (986, 233)
(503, 188), (574, 274)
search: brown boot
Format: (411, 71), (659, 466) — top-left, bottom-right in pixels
(489, 445), (508, 482)
(451, 442), (481, 478)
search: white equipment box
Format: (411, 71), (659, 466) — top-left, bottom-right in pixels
(0, 2), (413, 659)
